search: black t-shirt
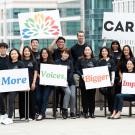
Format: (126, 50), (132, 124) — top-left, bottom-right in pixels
(76, 57), (97, 76)
(0, 55), (9, 70)
(8, 60), (25, 69)
(71, 43), (88, 72)
(55, 58), (75, 86)
(52, 48), (62, 61)
(22, 59), (38, 83)
(98, 58), (116, 77)
(110, 51), (121, 78)
(32, 51), (40, 62)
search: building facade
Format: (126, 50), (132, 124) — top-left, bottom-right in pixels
(113, 0), (135, 47)
(84, 0), (113, 55)
(0, 0), (80, 49)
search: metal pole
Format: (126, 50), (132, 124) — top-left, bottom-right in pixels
(80, 0), (85, 31)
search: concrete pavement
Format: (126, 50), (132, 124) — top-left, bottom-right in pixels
(0, 107), (135, 135)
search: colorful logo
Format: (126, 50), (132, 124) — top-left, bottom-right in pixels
(21, 13), (60, 39)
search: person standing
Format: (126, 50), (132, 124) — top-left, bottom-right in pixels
(110, 41), (122, 95)
(98, 47), (116, 114)
(36, 48), (54, 120)
(19, 46), (38, 120)
(48, 37), (66, 113)
(1, 49), (25, 125)
(76, 46), (97, 118)
(0, 43), (9, 123)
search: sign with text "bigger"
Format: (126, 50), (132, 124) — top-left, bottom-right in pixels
(122, 73), (135, 94)
(83, 66), (111, 90)
(40, 64), (67, 87)
(0, 68), (30, 93)
(102, 12), (135, 40)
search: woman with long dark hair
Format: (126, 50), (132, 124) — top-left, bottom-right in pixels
(108, 59), (135, 119)
(118, 45), (134, 83)
(76, 46), (97, 118)
(98, 47), (116, 114)
(36, 48), (54, 120)
(110, 41), (122, 94)
(19, 46), (38, 120)
(1, 48), (25, 125)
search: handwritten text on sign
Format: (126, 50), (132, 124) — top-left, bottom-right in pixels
(0, 68), (30, 93)
(83, 66), (111, 90)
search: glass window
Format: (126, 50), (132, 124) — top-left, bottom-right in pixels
(13, 8), (29, 18)
(61, 21), (80, 35)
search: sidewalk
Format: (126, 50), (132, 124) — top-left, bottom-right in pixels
(0, 107), (135, 135)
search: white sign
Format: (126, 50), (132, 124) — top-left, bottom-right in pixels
(18, 10), (62, 40)
(122, 73), (135, 94)
(83, 66), (111, 89)
(40, 64), (67, 87)
(102, 12), (135, 40)
(0, 68), (30, 93)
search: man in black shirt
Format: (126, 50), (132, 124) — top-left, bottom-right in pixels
(71, 31), (88, 86)
(0, 43), (9, 122)
(48, 37), (66, 113)
(30, 39), (40, 62)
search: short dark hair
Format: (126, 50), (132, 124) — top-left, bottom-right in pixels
(31, 39), (39, 43)
(0, 43), (8, 48)
(77, 31), (84, 36)
(56, 37), (66, 44)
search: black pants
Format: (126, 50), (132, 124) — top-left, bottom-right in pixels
(100, 87), (114, 113)
(80, 79), (96, 114)
(56, 87), (65, 110)
(19, 91), (36, 119)
(114, 78), (121, 95)
(0, 93), (6, 115)
(7, 92), (17, 118)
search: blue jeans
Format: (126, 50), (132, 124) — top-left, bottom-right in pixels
(39, 86), (53, 115)
(113, 94), (135, 111)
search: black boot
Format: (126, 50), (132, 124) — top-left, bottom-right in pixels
(62, 108), (68, 119)
(90, 113), (95, 118)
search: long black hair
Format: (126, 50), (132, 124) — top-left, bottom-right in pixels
(99, 47), (110, 59)
(110, 40), (121, 53)
(40, 48), (54, 64)
(9, 48), (21, 62)
(119, 45), (134, 62)
(82, 45), (94, 58)
(22, 46), (35, 62)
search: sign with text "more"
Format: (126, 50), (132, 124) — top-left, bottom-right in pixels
(0, 68), (30, 93)
(102, 12), (135, 40)
(83, 66), (111, 90)
(40, 64), (67, 87)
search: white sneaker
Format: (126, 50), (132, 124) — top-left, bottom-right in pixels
(1, 118), (13, 125)
(0, 114), (8, 123)
(36, 115), (43, 121)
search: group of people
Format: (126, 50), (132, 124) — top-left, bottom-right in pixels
(0, 31), (135, 125)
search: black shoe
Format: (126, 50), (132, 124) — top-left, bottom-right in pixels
(62, 108), (68, 119)
(90, 113), (95, 118)
(70, 112), (76, 119)
(84, 113), (89, 119)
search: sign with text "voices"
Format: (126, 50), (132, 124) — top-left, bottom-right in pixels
(83, 66), (111, 90)
(40, 64), (67, 87)
(102, 12), (135, 40)
(122, 73), (135, 94)
(0, 68), (30, 93)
